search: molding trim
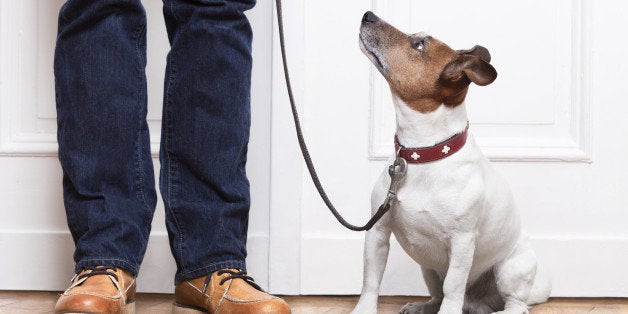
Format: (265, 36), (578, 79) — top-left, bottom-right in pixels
(300, 233), (628, 297)
(2, 229), (625, 297)
(0, 230), (269, 293)
(0, 1), (62, 156)
(368, 0), (592, 162)
(0, 1), (162, 157)
(268, 0), (305, 295)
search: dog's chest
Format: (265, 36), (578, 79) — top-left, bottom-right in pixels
(377, 159), (481, 271)
(389, 188), (454, 271)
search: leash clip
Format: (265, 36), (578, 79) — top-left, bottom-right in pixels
(385, 156), (407, 206)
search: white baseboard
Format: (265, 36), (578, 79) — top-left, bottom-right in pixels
(2, 230), (626, 297)
(301, 234), (628, 297)
(0, 231), (269, 293)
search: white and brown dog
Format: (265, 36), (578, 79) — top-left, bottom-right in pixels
(352, 12), (551, 314)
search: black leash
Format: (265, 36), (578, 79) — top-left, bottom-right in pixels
(275, 0), (407, 231)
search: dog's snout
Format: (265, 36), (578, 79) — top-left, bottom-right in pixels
(362, 11), (379, 23)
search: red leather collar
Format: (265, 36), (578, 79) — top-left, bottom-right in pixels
(395, 123), (469, 163)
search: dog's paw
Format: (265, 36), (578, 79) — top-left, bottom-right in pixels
(399, 301), (440, 314)
(399, 302), (422, 314)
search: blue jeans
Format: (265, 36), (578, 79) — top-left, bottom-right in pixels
(54, 0), (256, 282)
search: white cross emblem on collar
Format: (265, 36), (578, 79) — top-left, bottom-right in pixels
(442, 145), (451, 154)
(410, 152), (420, 160)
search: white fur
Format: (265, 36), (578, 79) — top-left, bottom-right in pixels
(351, 95), (551, 314)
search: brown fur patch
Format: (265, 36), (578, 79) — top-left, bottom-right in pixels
(385, 35), (459, 113)
(360, 16), (496, 113)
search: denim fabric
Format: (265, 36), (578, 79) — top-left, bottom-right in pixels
(54, 0), (256, 282)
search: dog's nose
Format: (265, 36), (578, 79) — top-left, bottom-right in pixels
(362, 11), (379, 23)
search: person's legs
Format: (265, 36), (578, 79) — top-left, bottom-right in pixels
(55, 0), (156, 277)
(160, 0), (255, 282)
(54, 1), (153, 312)
(160, 1), (290, 312)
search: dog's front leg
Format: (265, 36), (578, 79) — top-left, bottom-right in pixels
(438, 233), (476, 314)
(351, 223), (392, 314)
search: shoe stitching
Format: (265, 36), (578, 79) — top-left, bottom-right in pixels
(222, 279), (277, 304)
(65, 269), (126, 300)
(223, 295), (278, 303)
(206, 277), (214, 311)
(124, 278), (136, 294)
(215, 277), (233, 313)
(63, 291), (123, 300)
(205, 294), (211, 312)
(186, 281), (204, 295)
(65, 276), (88, 293)
(109, 275), (123, 297)
(180, 276), (282, 313)
(184, 281), (211, 310)
(65, 277), (123, 300)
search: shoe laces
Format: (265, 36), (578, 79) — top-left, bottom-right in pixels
(73, 266), (119, 283)
(202, 269), (262, 293)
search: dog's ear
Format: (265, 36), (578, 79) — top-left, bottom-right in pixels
(457, 45), (491, 63)
(438, 53), (497, 105)
(440, 54), (497, 88)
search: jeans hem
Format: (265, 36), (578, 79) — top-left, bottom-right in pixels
(176, 259), (246, 283)
(75, 258), (140, 277)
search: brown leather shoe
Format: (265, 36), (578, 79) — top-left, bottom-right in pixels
(173, 269), (291, 314)
(54, 266), (136, 314)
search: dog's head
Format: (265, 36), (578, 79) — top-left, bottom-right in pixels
(359, 11), (497, 113)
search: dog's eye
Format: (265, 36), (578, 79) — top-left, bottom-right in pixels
(412, 38), (425, 51)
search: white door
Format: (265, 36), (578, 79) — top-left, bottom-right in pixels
(269, 0), (628, 297)
(0, 0), (273, 292)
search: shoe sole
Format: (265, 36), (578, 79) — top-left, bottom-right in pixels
(63, 301), (135, 314)
(172, 302), (208, 314)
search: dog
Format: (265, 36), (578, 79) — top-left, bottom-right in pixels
(352, 11), (551, 314)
